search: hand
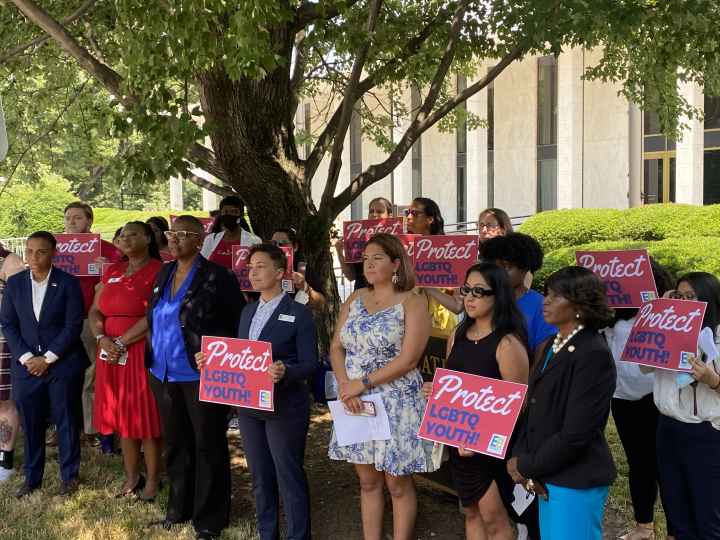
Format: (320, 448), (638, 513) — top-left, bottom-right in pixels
(339, 378), (365, 401)
(292, 272), (307, 292)
(343, 397), (363, 415)
(507, 457), (527, 484)
(195, 351), (207, 370)
(25, 356), (49, 377)
(457, 445), (474, 457)
(421, 381), (433, 399)
(532, 481), (549, 500)
(662, 289), (676, 299)
(333, 237), (344, 251)
(268, 361), (286, 383)
(689, 356), (720, 388)
(99, 337), (122, 363)
(94, 256), (109, 264)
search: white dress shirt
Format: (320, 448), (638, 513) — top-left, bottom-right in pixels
(18, 268), (58, 365)
(602, 318), (655, 400)
(249, 292), (285, 341)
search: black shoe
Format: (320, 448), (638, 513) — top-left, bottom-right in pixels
(196, 530), (220, 540)
(115, 474), (146, 498)
(15, 484), (38, 499)
(59, 478), (79, 496)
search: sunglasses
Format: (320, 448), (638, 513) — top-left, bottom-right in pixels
(459, 285), (495, 298)
(164, 230), (201, 241)
(404, 209), (425, 217)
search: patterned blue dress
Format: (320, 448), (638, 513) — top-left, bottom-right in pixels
(328, 297), (439, 476)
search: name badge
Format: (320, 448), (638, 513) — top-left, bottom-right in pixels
(278, 314), (295, 323)
(108, 277), (122, 283)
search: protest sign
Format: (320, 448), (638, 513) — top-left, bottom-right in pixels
(169, 214), (215, 234)
(52, 233), (102, 276)
(620, 298), (707, 371)
(396, 233), (418, 260)
(342, 217), (406, 263)
(418, 368), (527, 458)
(576, 249), (658, 308)
(232, 244), (294, 293)
(413, 235), (479, 289)
(199, 336), (274, 411)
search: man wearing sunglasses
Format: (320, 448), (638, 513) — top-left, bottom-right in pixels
(147, 215), (244, 540)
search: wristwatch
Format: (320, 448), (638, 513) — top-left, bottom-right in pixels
(362, 375), (373, 390)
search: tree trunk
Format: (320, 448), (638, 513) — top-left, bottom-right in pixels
(197, 69), (340, 352)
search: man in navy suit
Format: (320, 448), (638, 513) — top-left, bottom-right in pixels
(0, 231), (88, 498)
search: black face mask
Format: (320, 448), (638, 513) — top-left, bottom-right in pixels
(219, 214), (240, 231)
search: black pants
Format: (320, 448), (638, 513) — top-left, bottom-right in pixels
(611, 395), (662, 525)
(657, 415), (720, 540)
(149, 376), (231, 535)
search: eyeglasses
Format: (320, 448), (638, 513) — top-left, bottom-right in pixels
(164, 230), (201, 241)
(459, 285), (495, 298)
(478, 222), (501, 230)
(669, 291), (697, 301)
(404, 209), (425, 217)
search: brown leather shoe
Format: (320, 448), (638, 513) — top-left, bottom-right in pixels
(59, 478), (79, 496)
(15, 484), (39, 499)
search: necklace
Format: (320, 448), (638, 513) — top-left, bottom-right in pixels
(552, 324), (584, 354)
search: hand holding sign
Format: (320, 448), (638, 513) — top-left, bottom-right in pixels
(53, 233), (102, 276)
(413, 235), (479, 289)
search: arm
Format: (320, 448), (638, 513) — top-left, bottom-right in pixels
(334, 238), (357, 281)
(0, 278), (34, 359)
(118, 317), (149, 347)
(45, 276), (85, 358)
(365, 294), (431, 387)
(497, 334), (530, 385)
(515, 347), (615, 479)
(329, 291), (360, 384)
(282, 307), (319, 383)
(424, 288), (463, 315)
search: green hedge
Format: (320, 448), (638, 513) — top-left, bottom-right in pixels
(519, 204), (720, 253)
(533, 236), (720, 292)
(92, 208), (209, 239)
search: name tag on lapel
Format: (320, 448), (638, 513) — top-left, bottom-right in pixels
(108, 277), (122, 283)
(278, 314), (295, 323)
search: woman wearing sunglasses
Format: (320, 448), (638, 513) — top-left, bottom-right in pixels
(508, 267), (616, 540)
(648, 272), (720, 539)
(335, 197), (394, 291)
(423, 262), (529, 540)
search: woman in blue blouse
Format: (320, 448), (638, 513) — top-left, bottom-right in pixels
(197, 243), (318, 540)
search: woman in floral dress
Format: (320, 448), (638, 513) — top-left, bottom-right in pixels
(329, 233), (437, 540)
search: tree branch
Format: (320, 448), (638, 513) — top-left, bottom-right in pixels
(0, 0), (98, 65)
(331, 44), (523, 216)
(294, 0), (363, 30)
(303, 2), (454, 182)
(319, 0), (383, 217)
(187, 142), (227, 182)
(187, 173), (236, 198)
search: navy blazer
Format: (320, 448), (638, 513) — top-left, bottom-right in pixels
(238, 294), (318, 406)
(0, 266), (88, 381)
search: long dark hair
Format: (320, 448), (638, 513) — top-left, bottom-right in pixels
(676, 272), (720, 333)
(455, 262), (529, 348)
(545, 266), (614, 330)
(146, 216), (169, 248)
(413, 197), (445, 235)
(124, 221), (162, 261)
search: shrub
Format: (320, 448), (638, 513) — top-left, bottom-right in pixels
(533, 236), (720, 292)
(518, 208), (624, 252)
(92, 208), (209, 238)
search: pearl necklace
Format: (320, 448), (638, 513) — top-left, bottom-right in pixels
(552, 324), (584, 354)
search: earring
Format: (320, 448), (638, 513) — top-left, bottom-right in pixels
(575, 313), (581, 319)
(392, 271), (399, 285)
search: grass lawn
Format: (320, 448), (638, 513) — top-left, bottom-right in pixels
(0, 407), (667, 540)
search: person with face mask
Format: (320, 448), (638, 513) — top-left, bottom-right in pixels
(200, 196), (261, 270)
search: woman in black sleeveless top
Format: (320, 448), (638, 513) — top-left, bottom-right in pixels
(424, 262), (530, 540)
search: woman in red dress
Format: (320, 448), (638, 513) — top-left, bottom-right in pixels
(89, 221), (163, 500)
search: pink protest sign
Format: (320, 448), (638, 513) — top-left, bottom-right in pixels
(199, 336), (274, 411)
(232, 245), (294, 293)
(413, 235), (479, 289)
(576, 249), (658, 308)
(620, 298), (707, 371)
(52, 233), (102, 276)
(342, 217), (406, 263)
(170, 214), (215, 234)
(418, 368), (527, 458)
(397, 234), (418, 260)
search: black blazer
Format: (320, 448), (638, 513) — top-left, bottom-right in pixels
(146, 255), (244, 371)
(512, 328), (617, 489)
(238, 294), (318, 409)
(0, 267), (89, 381)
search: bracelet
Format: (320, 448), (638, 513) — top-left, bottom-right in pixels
(95, 334), (105, 343)
(114, 337), (127, 350)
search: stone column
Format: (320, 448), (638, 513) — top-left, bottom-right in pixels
(675, 81), (704, 204)
(557, 48), (584, 209)
(169, 176), (184, 210)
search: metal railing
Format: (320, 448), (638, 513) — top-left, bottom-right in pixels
(0, 237), (27, 260)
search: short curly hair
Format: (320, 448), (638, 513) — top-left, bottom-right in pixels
(545, 266), (614, 329)
(480, 232), (544, 273)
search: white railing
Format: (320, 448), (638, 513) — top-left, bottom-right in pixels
(0, 237), (27, 260)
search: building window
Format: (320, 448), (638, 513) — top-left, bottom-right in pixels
(350, 107), (363, 219)
(537, 56), (557, 211)
(642, 110), (676, 204)
(704, 95), (720, 204)
(411, 83), (423, 198)
(456, 74), (467, 226)
(303, 103), (311, 159)
(487, 73), (495, 208)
